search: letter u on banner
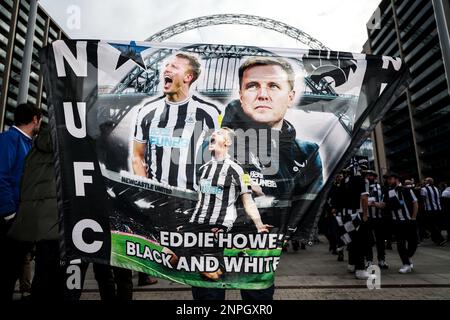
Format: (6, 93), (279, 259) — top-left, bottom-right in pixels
(63, 102), (86, 138)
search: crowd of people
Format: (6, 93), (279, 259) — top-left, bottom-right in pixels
(1, 103), (449, 300)
(0, 103), (157, 301)
(321, 159), (450, 279)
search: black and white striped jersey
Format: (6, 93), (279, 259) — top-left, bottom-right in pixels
(368, 183), (383, 219)
(134, 95), (222, 190)
(189, 156), (251, 230)
(383, 186), (417, 221)
(420, 184), (442, 211)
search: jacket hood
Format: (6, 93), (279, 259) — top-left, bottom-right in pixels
(35, 128), (53, 153)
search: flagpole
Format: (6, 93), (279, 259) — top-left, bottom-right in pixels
(432, 0), (450, 96)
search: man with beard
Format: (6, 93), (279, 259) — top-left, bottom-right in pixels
(222, 56), (323, 240)
(220, 56), (323, 298)
(0, 103), (42, 299)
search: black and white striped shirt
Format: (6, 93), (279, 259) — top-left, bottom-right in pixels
(189, 156), (251, 230)
(420, 184), (442, 211)
(134, 95), (222, 190)
(368, 183), (383, 219)
(384, 187), (417, 221)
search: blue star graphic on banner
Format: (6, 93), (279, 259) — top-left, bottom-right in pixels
(108, 41), (149, 69)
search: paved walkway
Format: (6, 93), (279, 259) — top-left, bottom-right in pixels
(77, 236), (450, 300)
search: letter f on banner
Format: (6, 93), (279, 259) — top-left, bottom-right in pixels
(74, 162), (94, 196)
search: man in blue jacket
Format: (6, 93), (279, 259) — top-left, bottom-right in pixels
(0, 102), (42, 299)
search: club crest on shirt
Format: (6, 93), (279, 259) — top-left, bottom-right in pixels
(185, 113), (196, 123)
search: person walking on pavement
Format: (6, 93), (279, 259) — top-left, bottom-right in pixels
(7, 127), (134, 300)
(381, 173), (419, 274)
(0, 103), (42, 300)
(420, 177), (447, 246)
(333, 158), (371, 280)
(364, 170), (389, 270)
(442, 183), (450, 241)
(326, 173), (345, 256)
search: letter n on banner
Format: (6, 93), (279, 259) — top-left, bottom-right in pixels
(40, 40), (112, 263)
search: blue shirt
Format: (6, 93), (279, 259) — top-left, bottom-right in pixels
(0, 126), (33, 216)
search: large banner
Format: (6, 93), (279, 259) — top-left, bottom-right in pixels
(40, 40), (408, 289)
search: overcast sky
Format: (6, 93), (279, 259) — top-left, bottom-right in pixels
(39, 0), (381, 52)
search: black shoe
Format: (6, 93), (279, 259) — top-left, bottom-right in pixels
(292, 241), (300, 251)
(300, 243), (306, 250)
(337, 251), (344, 262)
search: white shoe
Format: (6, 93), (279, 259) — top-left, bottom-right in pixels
(408, 258), (414, 269)
(355, 270), (370, 280)
(399, 265), (412, 274)
(347, 264), (355, 273)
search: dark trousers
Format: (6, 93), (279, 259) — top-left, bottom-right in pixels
(192, 285), (275, 300)
(366, 219), (386, 262)
(32, 240), (65, 300)
(348, 222), (369, 270)
(395, 221), (418, 265)
(31, 240), (89, 301)
(31, 239), (133, 301)
(325, 214), (339, 252)
(417, 211), (428, 241)
(93, 264), (133, 301)
(425, 211), (444, 244)
(0, 218), (33, 300)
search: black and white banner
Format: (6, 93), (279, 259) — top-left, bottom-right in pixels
(40, 40), (408, 289)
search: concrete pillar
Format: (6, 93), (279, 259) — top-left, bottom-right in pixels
(18, 0), (39, 104)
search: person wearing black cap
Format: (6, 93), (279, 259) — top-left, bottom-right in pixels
(381, 173), (419, 274)
(364, 170), (389, 269)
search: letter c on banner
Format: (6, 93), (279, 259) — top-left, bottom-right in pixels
(72, 219), (104, 253)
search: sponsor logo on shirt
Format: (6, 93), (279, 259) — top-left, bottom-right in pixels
(149, 128), (189, 148)
(200, 180), (223, 194)
(249, 171), (277, 188)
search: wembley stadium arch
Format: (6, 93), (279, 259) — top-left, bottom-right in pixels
(111, 14), (335, 98)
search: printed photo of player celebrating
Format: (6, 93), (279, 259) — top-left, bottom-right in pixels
(132, 52), (222, 190)
(190, 127), (271, 234)
(171, 127), (272, 281)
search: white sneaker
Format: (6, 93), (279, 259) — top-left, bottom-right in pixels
(408, 258), (414, 269)
(355, 270), (370, 280)
(347, 264), (355, 273)
(399, 265), (412, 274)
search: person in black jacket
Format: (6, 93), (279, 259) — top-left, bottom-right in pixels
(7, 128), (134, 300)
(192, 56), (323, 300)
(222, 57), (323, 240)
